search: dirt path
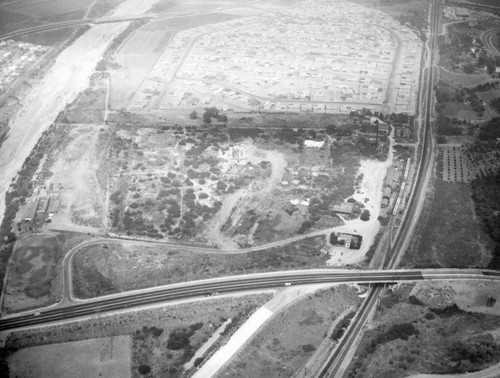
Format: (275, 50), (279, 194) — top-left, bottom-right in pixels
(204, 146), (286, 250)
(0, 0), (160, 229)
(0, 25), (128, 229)
(327, 135), (395, 265)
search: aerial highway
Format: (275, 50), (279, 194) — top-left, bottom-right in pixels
(0, 268), (498, 332)
(317, 1), (442, 376)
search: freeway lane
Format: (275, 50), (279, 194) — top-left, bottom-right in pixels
(1, 269), (497, 331)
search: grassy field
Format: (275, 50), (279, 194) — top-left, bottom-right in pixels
(345, 282), (500, 378)
(401, 179), (494, 268)
(56, 73), (108, 124)
(217, 285), (361, 377)
(2, 234), (59, 313)
(8, 336), (130, 378)
(72, 236), (328, 298)
(439, 68), (493, 88)
(3, 294), (270, 378)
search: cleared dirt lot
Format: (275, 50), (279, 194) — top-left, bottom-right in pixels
(8, 336), (131, 378)
(109, 26), (173, 109)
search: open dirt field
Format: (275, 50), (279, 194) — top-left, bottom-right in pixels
(217, 285), (361, 377)
(2, 233), (60, 313)
(401, 179), (494, 269)
(345, 281), (500, 378)
(110, 26), (172, 109)
(439, 67), (494, 88)
(0, 20), (130, 232)
(8, 335), (131, 378)
(45, 125), (108, 232)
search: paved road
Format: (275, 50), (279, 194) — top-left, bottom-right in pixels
(1, 268), (498, 331)
(60, 226), (346, 302)
(481, 28), (500, 56)
(409, 361), (500, 378)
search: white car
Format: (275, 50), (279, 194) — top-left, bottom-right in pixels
(284, 283), (292, 286)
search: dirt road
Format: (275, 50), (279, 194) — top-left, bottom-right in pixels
(204, 146), (286, 249)
(0, 0), (159, 228)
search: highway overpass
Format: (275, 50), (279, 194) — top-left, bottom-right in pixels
(1, 268), (498, 332)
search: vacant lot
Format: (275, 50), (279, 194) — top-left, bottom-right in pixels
(2, 233), (60, 313)
(439, 68), (493, 88)
(345, 281), (500, 377)
(217, 285), (361, 377)
(105, 124), (378, 248)
(56, 72), (109, 124)
(401, 179), (493, 268)
(109, 24), (172, 109)
(72, 236), (327, 298)
(4, 294), (271, 378)
(8, 336), (131, 378)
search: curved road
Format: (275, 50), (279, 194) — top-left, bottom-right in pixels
(408, 361), (500, 378)
(60, 226), (350, 302)
(481, 27), (500, 56)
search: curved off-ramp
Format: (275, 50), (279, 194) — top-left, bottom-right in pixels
(408, 360), (500, 378)
(481, 27), (500, 56)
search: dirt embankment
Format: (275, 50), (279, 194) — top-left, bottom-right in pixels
(217, 285), (361, 377)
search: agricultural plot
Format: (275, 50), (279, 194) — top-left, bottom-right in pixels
(1, 0), (94, 20)
(105, 125), (368, 248)
(438, 144), (500, 182)
(109, 26), (173, 110)
(2, 234), (60, 313)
